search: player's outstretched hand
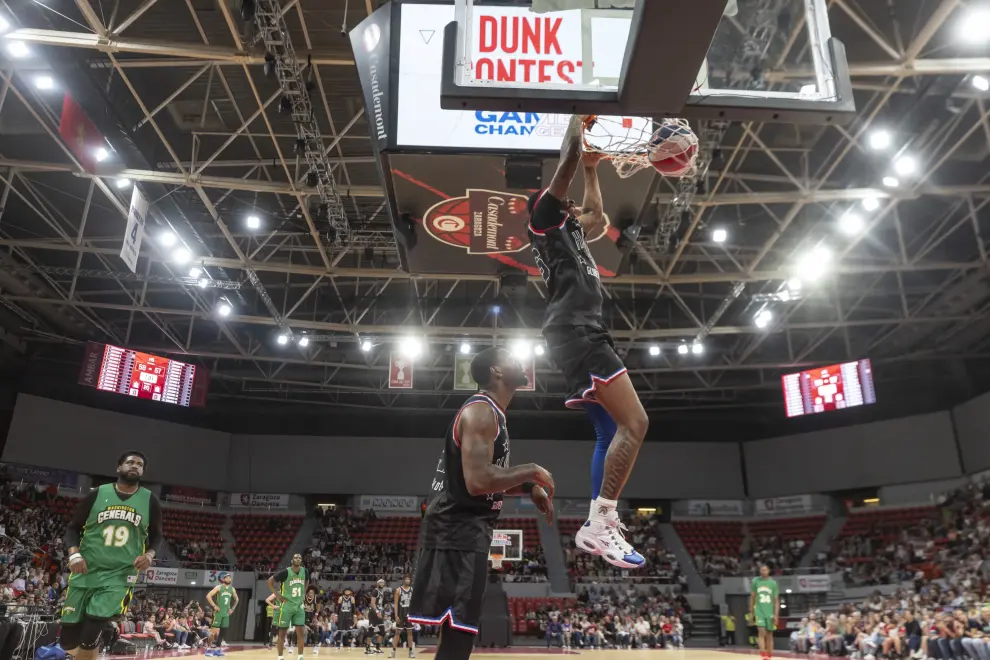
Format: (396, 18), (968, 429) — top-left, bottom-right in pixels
(529, 465), (555, 499)
(133, 553), (153, 571)
(531, 486), (555, 525)
(582, 151), (604, 167)
(68, 556), (88, 575)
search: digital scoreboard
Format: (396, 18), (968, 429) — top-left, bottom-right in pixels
(781, 359), (876, 418)
(78, 342), (209, 407)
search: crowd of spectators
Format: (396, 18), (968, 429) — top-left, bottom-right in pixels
(172, 540), (229, 569)
(502, 546), (549, 583)
(304, 508), (415, 581)
(565, 514), (685, 585)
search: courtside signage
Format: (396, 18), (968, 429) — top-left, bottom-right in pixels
(396, 3), (647, 151)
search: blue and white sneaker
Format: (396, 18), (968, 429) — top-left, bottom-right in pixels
(204, 651), (214, 657)
(214, 650), (225, 657)
(575, 516), (645, 569)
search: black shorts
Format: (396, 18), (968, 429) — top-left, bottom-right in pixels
(543, 325), (627, 409)
(408, 548), (488, 635)
(396, 610), (411, 630)
(339, 615), (354, 632)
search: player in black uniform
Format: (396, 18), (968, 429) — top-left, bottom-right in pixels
(303, 586), (320, 654)
(366, 579), (388, 655)
(391, 575), (415, 658)
(527, 115), (649, 570)
(408, 347), (555, 660)
(336, 589), (356, 648)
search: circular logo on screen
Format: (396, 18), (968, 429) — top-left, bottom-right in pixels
(363, 23), (381, 53)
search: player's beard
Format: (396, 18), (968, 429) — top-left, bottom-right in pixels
(506, 366), (529, 389)
(119, 469), (141, 485)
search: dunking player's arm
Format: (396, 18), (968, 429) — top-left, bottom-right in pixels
(546, 115), (585, 200)
(459, 404), (554, 498)
(576, 153), (605, 235)
(64, 487), (163, 573)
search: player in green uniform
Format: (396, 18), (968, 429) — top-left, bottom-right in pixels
(205, 572), (239, 657)
(269, 554), (309, 660)
(265, 593), (281, 649)
(61, 452), (162, 660)
(750, 565), (780, 660)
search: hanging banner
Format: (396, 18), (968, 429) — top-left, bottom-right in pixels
(358, 495), (420, 512)
(0, 463), (79, 488)
(58, 94), (106, 172)
(518, 358), (536, 392)
(795, 574), (831, 592)
(755, 494), (813, 515)
(120, 186), (148, 273)
(161, 485), (217, 506)
(228, 492), (290, 508)
(390, 352), (414, 388)
(144, 567), (179, 585)
(686, 500), (744, 516)
(453, 353), (478, 390)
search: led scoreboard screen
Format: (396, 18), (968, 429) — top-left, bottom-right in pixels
(781, 359), (876, 418)
(78, 342), (209, 407)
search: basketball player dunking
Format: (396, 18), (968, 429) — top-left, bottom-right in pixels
(408, 347), (555, 660)
(391, 574), (415, 658)
(527, 114), (650, 569)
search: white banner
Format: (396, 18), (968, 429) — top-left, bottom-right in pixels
(795, 574), (831, 592)
(686, 500), (744, 516)
(358, 495), (420, 512)
(229, 492), (290, 508)
(144, 567), (178, 585)
(120, 187), (148, 273)
(755, 494), (813, 515)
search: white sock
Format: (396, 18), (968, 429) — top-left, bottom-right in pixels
(592, 497), (618, 520)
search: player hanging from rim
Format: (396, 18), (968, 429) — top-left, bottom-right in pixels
(337, 588), (357, 648)
(269, 553), (309, 660)
(304, 586), (321, 654)
(366, 579), (388, 655)
(205, 572), (238, 657)
(750, 565), (780, 660)
(61, 452), (163, 660)
(408, 347), (555, 660)
(527, 114), (649, 569)
(391, 574), (415, 658)
(265, 593), (281, 650)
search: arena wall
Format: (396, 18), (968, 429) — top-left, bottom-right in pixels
(951, 389), (990, 473)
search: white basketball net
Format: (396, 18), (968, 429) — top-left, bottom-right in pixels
(583, 116), (699, 179)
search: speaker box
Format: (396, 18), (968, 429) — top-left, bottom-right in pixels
(504, 157), (542, 190)
(111, 639), (138, 655)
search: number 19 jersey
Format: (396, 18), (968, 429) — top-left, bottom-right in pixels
(72, 483), (151, 588)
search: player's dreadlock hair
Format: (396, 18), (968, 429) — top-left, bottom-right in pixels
(470, 347), (501, 389)
(117, 451), (147, 467)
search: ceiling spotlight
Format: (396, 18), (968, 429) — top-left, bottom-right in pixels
(159, 231), (177, 247)
(839, 212), (864, 236)
(217, 302), (232, 317)
(115, 178), (132, 189)
(974, 75), (990, 92)
(534, 344), (545, 356)
(0, 16), (9, 34)
(34, 75), (54, 90)
(6, 41), (29, 59)
(648, 345), (660, 356)
(861, 196), (880, 211)
(459, 342), (471, 354)
(868, 130), (891, 151)
(787, 277), (803, 291)
(510, 339), (532, 359)
(754, 309), (773, 329)
(94, 147), (110, 163)
(677, 344), (689, 355)
(894, 155), (917, 176)
(188, 266), (202, 278)
(198, 278), (209, 289)
(779, 290), (791, 302)
(298, 336), (309, 347)
(796, 245), (832, 282)
(491, 305), (501, 315)
(276, 333), (289, 346)
(171, 247), (192, 265)
(882, 176), (899, 188)
(246, 214), (261, 230)
(691, 343), (704, 355)
(400, 336), (423, 359)
(360, 340), (373, 352)
(959, 8), (990, 44)
(712, 228), (727, 243)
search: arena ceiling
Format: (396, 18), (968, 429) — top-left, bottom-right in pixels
(0, 0), (989, 439)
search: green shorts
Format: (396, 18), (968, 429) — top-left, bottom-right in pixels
(276, 603), (305, 628)
(212, 613), (230, 629)
(61, 584), (133, 624)
(755, 613), (776, 631)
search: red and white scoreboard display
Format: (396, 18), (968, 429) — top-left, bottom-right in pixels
(78, 342), (209, 407)
(781, 359), (876, 418)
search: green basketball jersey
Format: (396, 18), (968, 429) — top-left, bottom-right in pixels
(217, 585), (234, 611)
(751, 577), (778, 615)
(71, 483), (151, 588)
(280, 566), (307, 605)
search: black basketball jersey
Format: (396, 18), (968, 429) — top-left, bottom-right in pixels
(528, 188), (604, 328)
(396, 586), (412, 614)
(420, 393), (509, 553)
(338, 595), (354, 615)
(371, 587), (388, 610)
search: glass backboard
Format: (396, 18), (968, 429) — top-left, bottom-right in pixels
(490, 529), (523, 566)
(439, 0), (853, 123)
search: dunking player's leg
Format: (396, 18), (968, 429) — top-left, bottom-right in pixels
(434, 622), (476, 660)
(574, 373), (648, 568)
(585, 403), (617, 510)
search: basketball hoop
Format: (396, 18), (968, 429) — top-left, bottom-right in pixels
(583, 115), (699, 179)
(489, 553), (504, 570)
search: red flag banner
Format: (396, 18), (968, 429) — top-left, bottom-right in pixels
(389, 352), (414, 389)
(59, 94), (105, 172)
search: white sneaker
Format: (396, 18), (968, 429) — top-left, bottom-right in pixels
(220, 642), (229, 648)
(574, 516), (645, 569)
